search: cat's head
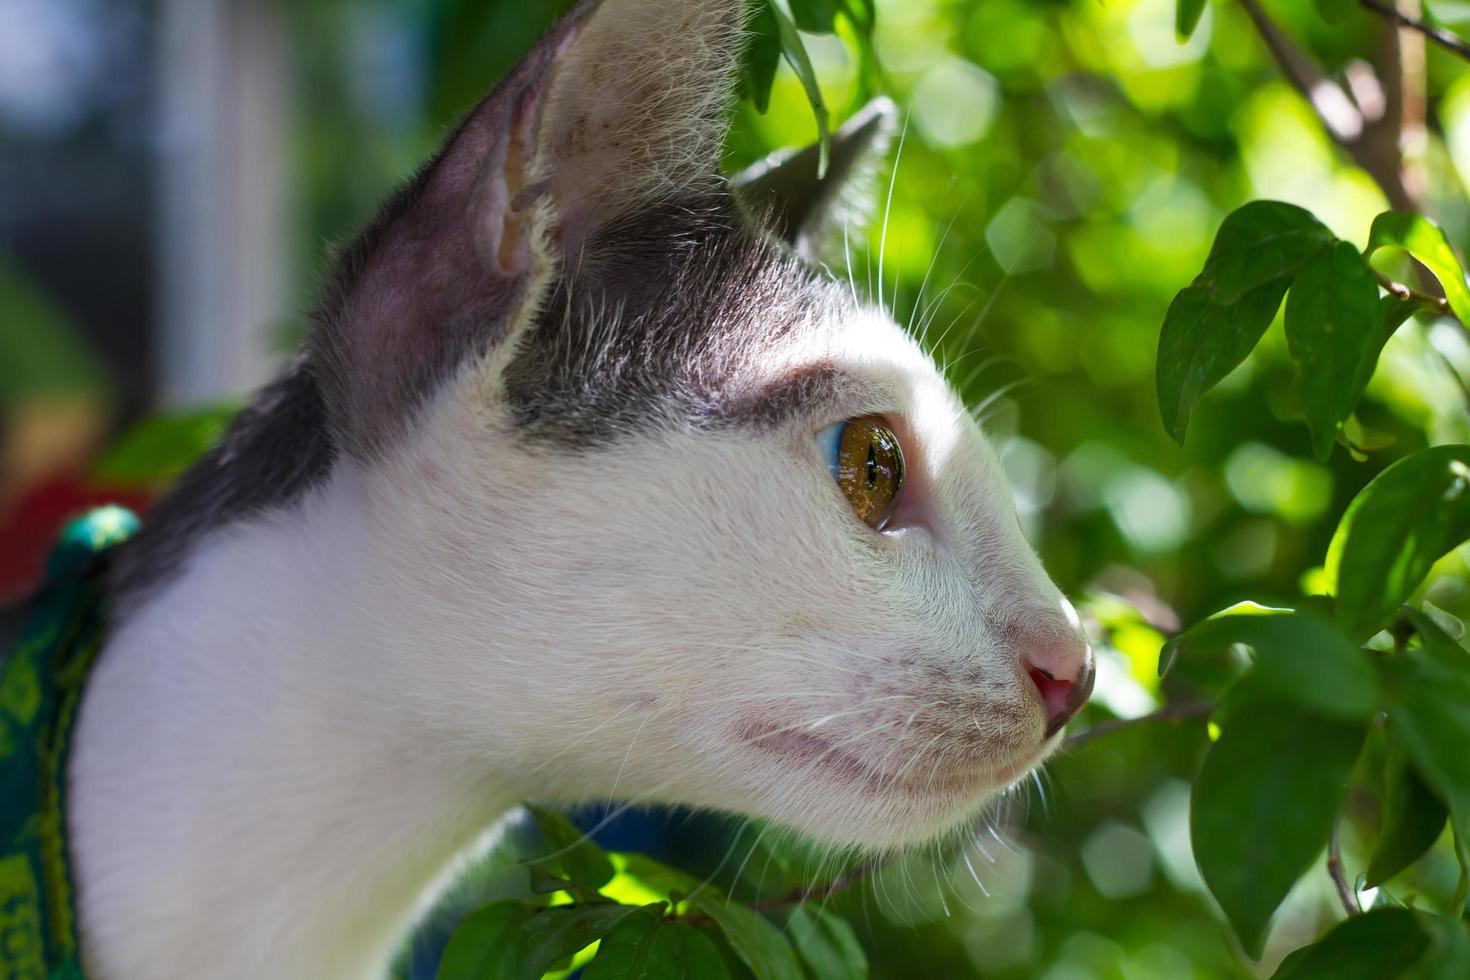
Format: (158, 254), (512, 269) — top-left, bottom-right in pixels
(314, 0), (1091, 850)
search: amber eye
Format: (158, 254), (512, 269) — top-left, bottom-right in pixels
(820, 416), (905, 530)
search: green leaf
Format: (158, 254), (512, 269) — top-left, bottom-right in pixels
(1408, 913), (1470, 979)
(1382, 293), (1422, 338)
(1313, 0), (1356, 23)
(770, 1), (831, 177)
(785, 906), (867, 980)
(91, 406), (239, 486)
(788, 0), (840, 33)
(1191, 697), (1369, 957)
(1367, 748), (1449, 886)
(1160, 606), (1376, 720)
(1284, 240), (1386, 459)
(1271, 908), (1430, 979)
(1156, 202), (1335, 443)
(581, 914), (682, 980)
(437, 901), (535, 980)
(1384, 610), (1470, 893)
(1365, 212), (1470, 324)
(517, 903), (660, 980)
(1326, 446), (1470, 638)
(688, 894), (804, 980)
(527, 805), (615, 890)
(742, 2), (782, 114)
(1177, 0), (1208, 39)
(669, 923), (734, 980)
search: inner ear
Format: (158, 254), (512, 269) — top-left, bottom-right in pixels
(734, 98), (898, 260)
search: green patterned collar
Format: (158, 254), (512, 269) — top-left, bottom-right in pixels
(2, 506), (138, 980)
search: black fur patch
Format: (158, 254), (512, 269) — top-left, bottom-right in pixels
(106, 359), (335, 611)
(503, 194), (853, 446)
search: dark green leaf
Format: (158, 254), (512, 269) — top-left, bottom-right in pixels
(1160, 606), (1375, 720)
(770, 2), (831, 177)
(517, 903), (659, 980)
(1365, 212), (1470, 324)
(1284, 240), (1386, 459)
(670, 923), (734, 980)
(1313, 0), (1356, 23)
(1407, 912), (1470, 979)
(1177, 0), (1207, 39)
(581, 914), (682, 980)
(1191, 698), (1368, 956)
(1367, 748), (1449, 886)
(1382, 294), (1422, 338)
(1384, 610), (1470, 880)
(788, 0), (840, 33)
(91, 406), (239, 486)
(785, 906), (867, 980)
(1271, 908), (1430, 979)
(1156, 202), (1334, 443)
(437, 901), (535, 980)
(527, 805), (615, 889)
(688, 894), (804, 980)
(1326, 446), (1470, 638)
(741, 2), (782, 114)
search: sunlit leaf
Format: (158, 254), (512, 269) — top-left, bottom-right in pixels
(1365, 212), (1470, 324)
(770, 1), (831, 177)
(517, 903), (661, 980)
(1191, 697), (1368, 957)
(437, 902), (534, 980)
(1284, 240), (1386, 459)
(1326, 446), (1470, 638)
(1270, 908), (1429, 979)
(527, 805), (615, 890)
(689, 893), (804, 980)
(1160, 606), (1375, 720)
(1367, 748), (1449, 887)
(91, 406), (239, 486)
(1157, 202), (1335, 443)
(785, 906), (867, 980)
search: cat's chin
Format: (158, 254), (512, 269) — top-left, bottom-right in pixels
(730, 719), (1059, 850)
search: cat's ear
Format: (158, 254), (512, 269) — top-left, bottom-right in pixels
(734, 97), (898, 261)
(314, 0), (747, 458)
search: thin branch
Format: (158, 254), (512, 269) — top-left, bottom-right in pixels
(1326, 823), (1361, 917)
(746, 857), (886, 913)
(1237, 0), (1417, 210)
(1360, 0), (1470, 64)
(1374, 268), (1456, 318)
(1062, 701), (1214, 750)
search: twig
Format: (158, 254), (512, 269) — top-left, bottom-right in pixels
(1237, 0), (1416, 210)
(1374, 268), (1456, 318)
(746, 857), (886, 912)
(1360, 0), (1470, 64)
(1062, 701), (1214, 750)
(1327, 823), (1361, 916)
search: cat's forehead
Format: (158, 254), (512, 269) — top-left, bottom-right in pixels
(498, 194), (930, 447)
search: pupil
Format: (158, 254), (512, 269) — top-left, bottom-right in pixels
(866, 442), (878, 488)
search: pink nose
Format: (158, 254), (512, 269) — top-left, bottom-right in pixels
(1023, 632), (1094, 737)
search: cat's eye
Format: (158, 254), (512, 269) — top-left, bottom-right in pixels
(820, 416), (906, 530)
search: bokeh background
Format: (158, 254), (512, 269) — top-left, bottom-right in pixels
(6, 0), (1470, 977)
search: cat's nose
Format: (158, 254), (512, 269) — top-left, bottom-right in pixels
(1019, 605), (1094, 737)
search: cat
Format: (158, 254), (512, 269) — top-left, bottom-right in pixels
(65, 0), (1092, 976)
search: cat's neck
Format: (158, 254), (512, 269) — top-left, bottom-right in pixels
(68, 466), (519, 980)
